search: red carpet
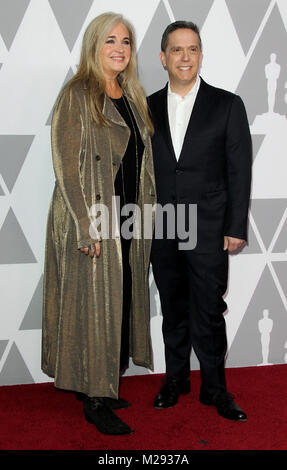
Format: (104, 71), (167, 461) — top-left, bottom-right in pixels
(0, 365), (287, 451)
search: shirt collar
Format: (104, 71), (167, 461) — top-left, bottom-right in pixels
(168, 75), (201, 99)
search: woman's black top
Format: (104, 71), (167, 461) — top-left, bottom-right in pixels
(111, 97), (144, 215)
(111, 96), (144, 371)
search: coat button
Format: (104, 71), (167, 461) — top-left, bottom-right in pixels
(96, 194), (101, 200)
(95, 155), (101, 161)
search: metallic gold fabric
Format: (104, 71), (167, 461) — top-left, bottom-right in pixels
(41, 81), (156, 398)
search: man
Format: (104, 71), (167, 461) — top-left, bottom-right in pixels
(148, 21), (252, 421)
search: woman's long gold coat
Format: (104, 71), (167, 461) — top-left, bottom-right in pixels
(41, 82), (156, 398)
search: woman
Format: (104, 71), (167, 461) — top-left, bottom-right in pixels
(42, 12), (156, 435)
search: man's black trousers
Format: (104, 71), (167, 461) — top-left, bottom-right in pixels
(151, 238), (229, 395)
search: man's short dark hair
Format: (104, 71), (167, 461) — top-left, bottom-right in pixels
(161, 20), (202, 52)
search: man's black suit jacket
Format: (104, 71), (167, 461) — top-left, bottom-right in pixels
(147, 78), (252, 253)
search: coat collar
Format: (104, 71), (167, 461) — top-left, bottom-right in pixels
(102, 93), (127, 127)
(103, 92), (149, 148)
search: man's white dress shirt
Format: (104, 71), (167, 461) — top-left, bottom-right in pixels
(167, 75), (201, 160)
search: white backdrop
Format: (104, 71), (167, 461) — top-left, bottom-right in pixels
(0, 0), (287, 385)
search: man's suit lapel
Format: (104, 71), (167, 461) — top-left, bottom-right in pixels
(178, 78), (211, 162)
(156, 85), (177, 162)
(156, 79), (212, 163)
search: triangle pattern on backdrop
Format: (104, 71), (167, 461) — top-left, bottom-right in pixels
(250, 199), (287, 251)
(137, 0), (171, 96)
(48, 0), (93, 51)
(169, 0), (214, 29)
(225, 0), (271, 54)
(251, 134), (266, 164)
(20, 275), (43, 330)
(46, 67), (75, 125)
(272, 261), (287, 302)
(0, 342), (34, 385)
(227, 265), (287, 367)
(0, 0), (30, 50)
(0, 135), (34, 192)
(272, 215), (287, 253)
(0, 340), (8, 362)
(0, 208), (37, 264)
(241, 216), (262, 254)
(236, 4), (287, 124)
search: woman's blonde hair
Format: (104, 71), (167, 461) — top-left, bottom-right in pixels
(66, 12), (153, 134)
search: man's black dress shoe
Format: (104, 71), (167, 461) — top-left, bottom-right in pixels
(76, 392), (131, 410)
(200, 390), (247, 421)
(83, 397), (133, 435)
(154, 376), (191, 409)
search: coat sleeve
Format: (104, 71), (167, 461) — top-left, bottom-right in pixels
(224, 94), (252, 241)
(51, 88), (99, 248)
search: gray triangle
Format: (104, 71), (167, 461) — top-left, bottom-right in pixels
(138, 1), (171, 95)
(0, 135), (34, 192)
(0, 342), (34, 385)
(226, 0), (271, 54)
(0, 208), (37, 264)
(169, 0), (214, 29)
(227, 265), (287, 366)
(251, 134), (265, 164)
(20, 275), (43, 330)
(0, 183), (4, 196)
(0, 63), (2, 70)
(0, 340), (8, 362)
(250, 199), (287, 250)
(191, 349), (200, 370)
(272, 216), (287, 253)
(149, 275), (160, 320)
(272, 261), (287, 300)
(46, 67), (75, 125)
(0, 0), (30, 50)
(48, 0), (93, 51)
(241, 217), (262, 254)
(236, 4), (287, 124)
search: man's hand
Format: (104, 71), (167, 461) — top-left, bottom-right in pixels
(224, 236), (245, 252)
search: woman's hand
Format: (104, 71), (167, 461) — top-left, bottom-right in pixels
(80, 242), (101, 258)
